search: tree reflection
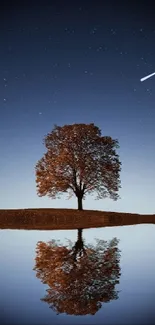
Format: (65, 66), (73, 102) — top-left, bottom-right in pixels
(33, 229), (121, 316)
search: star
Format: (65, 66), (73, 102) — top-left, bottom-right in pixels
(90, 27), (97, 35)
(97, 46), (103, 52)
(146, 88), (152, 95)
(111, 28), (116, 35)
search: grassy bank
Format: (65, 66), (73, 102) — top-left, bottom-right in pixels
(0, 208), (155, 230)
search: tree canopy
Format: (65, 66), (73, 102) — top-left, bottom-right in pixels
(33, 231), (121, 316)
(35, 123), (121, 209)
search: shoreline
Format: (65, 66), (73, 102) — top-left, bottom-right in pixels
(0, 208), (155, 230)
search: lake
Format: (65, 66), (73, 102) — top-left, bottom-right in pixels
(0, 223), (155, 324)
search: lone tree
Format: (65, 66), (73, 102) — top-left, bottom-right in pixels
(35, 123), (121, 210)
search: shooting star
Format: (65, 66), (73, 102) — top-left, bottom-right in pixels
(140, 72), (155, 82)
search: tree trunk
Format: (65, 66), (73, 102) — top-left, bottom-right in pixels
(77, 196), (83, 210)
(77, 228), (83, 242)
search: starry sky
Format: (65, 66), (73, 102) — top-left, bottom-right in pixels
(0, 1), (155, 213)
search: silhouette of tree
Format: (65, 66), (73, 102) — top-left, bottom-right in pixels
(35, 123), (121, 210)
(33, 230), (121, 316)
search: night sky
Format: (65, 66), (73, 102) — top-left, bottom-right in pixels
(0, 1), (155, 213)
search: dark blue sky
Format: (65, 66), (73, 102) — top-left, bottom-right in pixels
(0, 1), (155, 213)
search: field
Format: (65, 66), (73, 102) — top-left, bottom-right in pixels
(0, 208), (155, 230)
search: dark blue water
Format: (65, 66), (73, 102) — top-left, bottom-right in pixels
(0, 224), (155, 324)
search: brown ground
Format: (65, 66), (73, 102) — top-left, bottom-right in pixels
(0, 208), (155, 230)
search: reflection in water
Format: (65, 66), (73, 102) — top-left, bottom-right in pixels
(33, 229), (121, 316)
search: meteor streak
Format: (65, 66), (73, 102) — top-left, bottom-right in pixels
(140, 72), (155, 82)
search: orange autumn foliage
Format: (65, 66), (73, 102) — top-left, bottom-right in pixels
(35, 123), (121, 209)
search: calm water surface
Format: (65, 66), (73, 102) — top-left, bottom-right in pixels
(0, 224), (155, 324)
